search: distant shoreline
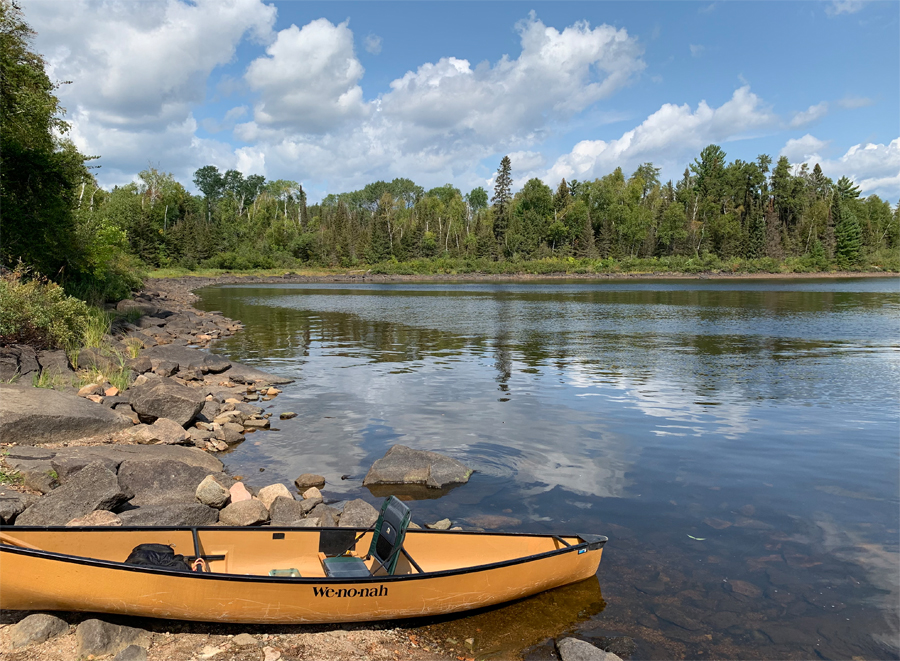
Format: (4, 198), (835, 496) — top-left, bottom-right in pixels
(147, 269), (899, 289)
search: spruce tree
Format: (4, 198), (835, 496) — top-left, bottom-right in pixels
(491, 156), (512, 246)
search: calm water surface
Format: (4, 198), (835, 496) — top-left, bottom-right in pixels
(195, 278), (900, 659)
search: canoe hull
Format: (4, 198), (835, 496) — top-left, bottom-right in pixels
(0, 527), (604, 624)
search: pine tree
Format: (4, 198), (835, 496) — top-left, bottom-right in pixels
(576, 213), (597, 258)
(553, 178), (571, 216)
(491, 156), (512, 246)
(833, 195), (861, 267)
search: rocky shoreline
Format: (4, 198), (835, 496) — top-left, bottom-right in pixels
(0, 277), (626, 661)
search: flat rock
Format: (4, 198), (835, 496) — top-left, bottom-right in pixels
(363, 444), (473, 489)
(16, 462), (132, 526)
(142, 345), (231, 374)
(426, 518), (452, 530)
(66, 510), (122, 526)
(76, 619), (151, 658)
(269, 497), (308, 526)
(117, 458), (218, 507)
(339, 499), (379, 528)
(128, 376), (205, 426)
(464, 514), (522, 529)
(557, 638), (623, 661)
(117, 503), (218, 527)
(52, 444), (223, 477)
(217, 362), (293, 385)
(196, 475), (231, 508)
(219, 499), (269, 526)
(294, 473), (326, 490)
(21, 467), (58, 494)
(0, 384), (133, 445)
(233, 633), (258, 647)
(37, 349), (73, 378)
(117, 299), (159, 317)
(258, 483), (293, 509)
(10, 613), (69, 648)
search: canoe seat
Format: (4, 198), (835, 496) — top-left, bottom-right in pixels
(322, 496), (411, 578)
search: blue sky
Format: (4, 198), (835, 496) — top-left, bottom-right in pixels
(25, 0), (899, 201)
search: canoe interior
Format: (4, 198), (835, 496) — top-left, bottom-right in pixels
(0, 527), (586, 579)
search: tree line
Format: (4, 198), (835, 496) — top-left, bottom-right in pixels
(1, 0), (898, 306)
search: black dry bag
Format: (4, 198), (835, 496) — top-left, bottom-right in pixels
(124, 543), (193, 572)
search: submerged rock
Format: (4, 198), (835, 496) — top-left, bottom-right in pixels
(363, 444), (473, 489)
(557, 638), (622, 661)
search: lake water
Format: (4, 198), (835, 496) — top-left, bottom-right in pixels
(195, 277), (900, 660)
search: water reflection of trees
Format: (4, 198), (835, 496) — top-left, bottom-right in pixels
(198, 285), (898, 408)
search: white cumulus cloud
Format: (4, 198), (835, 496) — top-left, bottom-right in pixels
(789, 102), (829, 128)
(542, 86), (777, 184)
(245, 19), (369, 133)
(780, 134), (830, 162)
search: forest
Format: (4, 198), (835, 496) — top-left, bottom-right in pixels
(1, 1), (898, 309)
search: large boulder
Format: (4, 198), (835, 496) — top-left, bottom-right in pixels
(257, 483), (293, 509)
(16, 462), (133, 526)
(363, 445), (473, 489)
(128, 376), (205, 426)
(131, 418), (191, 445)
(117, 503), (218, 527)
(196, 475), (231, 508)
(0, 345), (39, 382)
(339, 499), (380, 528)
(269, 497), (308, 526)
(76, 619), (151, 658)
(141, 345), (231, 374)
(36, 350), (74, 379)
(116, 458), (218, 507)
(218, 499), (269, 526)
(9, 613), (69, 648)
(0, 384), (133, 445)
(50, 444), (223, 481)
(116, 299), (159, 317)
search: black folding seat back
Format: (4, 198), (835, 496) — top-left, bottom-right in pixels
(369, 496), (411, 575)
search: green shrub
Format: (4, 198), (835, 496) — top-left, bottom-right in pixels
(0, 267), (92, 350)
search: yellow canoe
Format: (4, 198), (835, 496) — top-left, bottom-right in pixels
(0, 526), (606, 624)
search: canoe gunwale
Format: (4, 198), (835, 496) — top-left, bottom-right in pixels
(0, 525), (607, 585)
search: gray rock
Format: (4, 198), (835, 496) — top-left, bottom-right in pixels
(0, 345), (39, 382)
(77, 347), (123, 374)
(363, 444), (473, 489)
(75, 618), (151, 658)
(294, 473), (326, 490)
(218, 499), (270, 526)
(196, 475), (231, 508)
(216, 422), (245, 444)
(557, 638), (622, 661)
(300, 496), (323, 514)
(150, 358), (179, 377)
(142, 417), (191, 445)
(9, 613), (69, 648)
(188, 427), (214, 446)
(126, 355), (153, 374)
(20, 467), (58, 494)
(0, 492), (37, 524)
(128, 376), (206, 426)
(137, 316), (168, 328)
(279, 411), (296, 419)
(426, 518), (452, 531)
(243, 418), (269, 430)
(196, 399), (220, 423)
(218, 362), (293, 385)
(117, 458), (218, 507)
(142, 345), (231, 374)
(16, 462), (132, 526)
(102, 395), (130, 409)
(233, 402), (264, 417)
(117, 299), (159, 317)
(62, 443), (223, 473)
(114, 644), (148, 661)
(0, 384), (133, 445)
(37, 349), (74, 378)
(117, 503), (218, 526)
(114, 403), (141, 424)
(308, 503), (340, 527)
(269, 497), (308, 526)
(339, 499), (379, 528)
